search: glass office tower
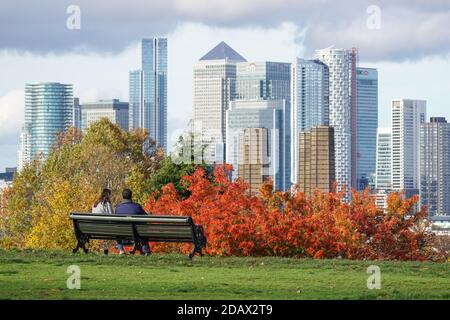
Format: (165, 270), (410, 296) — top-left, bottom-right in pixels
(235, 61), (291, 190)
(226, 100), (285, 191)
(355, 67), (378, 190)
(420, 117), (450, 219)
(129, 38), (167, 152)
(291, 58), (329, 185)
(19, 82), (73, 169)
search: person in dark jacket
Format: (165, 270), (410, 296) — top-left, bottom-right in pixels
(115, 188), (147, 215)
(115, 188), (150, 255)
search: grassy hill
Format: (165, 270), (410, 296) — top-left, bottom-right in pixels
(0, 249), (448, 300)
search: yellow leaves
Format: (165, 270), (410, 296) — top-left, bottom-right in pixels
(1, 119), (162, 251)
(25, 179), (86, 249)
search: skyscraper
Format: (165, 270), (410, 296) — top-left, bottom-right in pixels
(391, 99), (426, 198)
(226, 100), (284, 191)
(355, 67), (378, 190)
(73, 97), (81, 130)
(315, 47), (357, 198)
(291, 58), (329, 185)
(235, 61), (291, 189)
(81, 99), (129, 132)
(375, 128), (392, 208)
(298, 126), (335, 196)
(420, 117), (450, 219)
(19, 82), (73, 169)
(237, 128), (270, 194)
(193, 41), (246, 164)
(129, 38), (167, 151)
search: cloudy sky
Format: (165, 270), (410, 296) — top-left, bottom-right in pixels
(0, 0), (449, 170)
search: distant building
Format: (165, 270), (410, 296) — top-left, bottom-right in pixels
(375, 128), (392, 208)
(235, 60), (291, 189)
(73, 97), (81, 130)
(315, 48), (357, 199)
(193, 41), (247, 164)
(0, 167), (16, 182)
(81, 99), (129, 132)
(420, 117), (450, 220)
(291, 58), (329, 185)
(226, 100), (285, 191)
(355, 67), (378, 191)
(129, 38), (167, 151)
(298, 126), (335, 196)
(17, 129), (29, 172)
(19, 82), (73, 170)
(391, 99), (426, 198)
(237, 128), (270, 194)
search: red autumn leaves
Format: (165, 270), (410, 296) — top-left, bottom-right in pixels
(145, 164), (439, 260)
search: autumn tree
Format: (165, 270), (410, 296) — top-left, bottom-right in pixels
(0, 119), (164, 250)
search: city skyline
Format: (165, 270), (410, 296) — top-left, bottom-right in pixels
(1, 2), (449, 170)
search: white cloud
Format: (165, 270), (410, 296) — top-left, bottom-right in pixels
(0, 90), (24, 143)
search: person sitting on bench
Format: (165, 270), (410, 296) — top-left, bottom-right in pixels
(115, 188), (150, 255)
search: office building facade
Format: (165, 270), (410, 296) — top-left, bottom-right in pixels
(236, 61), (291, 189)
(355, 67), (378, 190)
(19, 82), (73, 169)
(298, 126), (335, 196)
(193, 41), (246, 164)
(73, 97), (81, 130)
(375, 128), (392, 208)
(291, 58), (329, 185)
(226, 100), (284, 191)
(391, 99), (426, 198)
(315, 48), (357, 199)
(81, 99), (129, 132)
(129, 38), (167, 151)
(237, 128), (270, 194)
(420, 117), (450, 219)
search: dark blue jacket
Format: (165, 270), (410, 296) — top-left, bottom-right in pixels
(115, 199), (147, 215)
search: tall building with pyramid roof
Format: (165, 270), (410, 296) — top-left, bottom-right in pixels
(193, 42), (246, 164)
(199, 41), (247, 62)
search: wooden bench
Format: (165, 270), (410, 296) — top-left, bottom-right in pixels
(69, 213), (207, 259)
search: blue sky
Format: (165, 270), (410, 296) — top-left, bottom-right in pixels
(0, 1), (449, 170)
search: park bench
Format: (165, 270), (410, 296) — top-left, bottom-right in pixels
(69, 213), (207, 259)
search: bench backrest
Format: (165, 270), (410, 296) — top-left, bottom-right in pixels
(70, 213), (195, 242)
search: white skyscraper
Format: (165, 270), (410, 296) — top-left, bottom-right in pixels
(193, 41), (246, 163)
(17, 129), (30, 172)
(391, 99), (426, 198)
(315, 48), (357, 198)
(375, 128), (392, 208)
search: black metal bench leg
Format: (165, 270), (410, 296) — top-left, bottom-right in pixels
(189, 244), (203, 260)
(130, 238), (147, 255)
(72, 235), (89, 254)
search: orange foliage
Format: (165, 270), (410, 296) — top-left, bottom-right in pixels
(145, 164), (442, 261)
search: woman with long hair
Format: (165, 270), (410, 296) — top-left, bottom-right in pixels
(92, 188), (113, 215)
(92, 188), (114, 254)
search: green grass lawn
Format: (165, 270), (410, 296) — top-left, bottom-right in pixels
(0, 249), (448, 300)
